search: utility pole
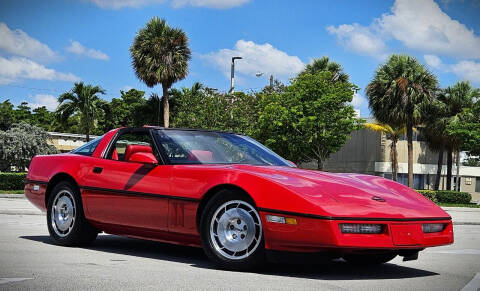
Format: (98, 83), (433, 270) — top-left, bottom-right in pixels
(269, 75), (273, 88)
(229, 56), (242, 93)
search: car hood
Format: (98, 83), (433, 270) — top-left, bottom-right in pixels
(233, 165), (450, 219)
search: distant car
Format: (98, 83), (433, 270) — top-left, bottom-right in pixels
(25, 127), (453, 270)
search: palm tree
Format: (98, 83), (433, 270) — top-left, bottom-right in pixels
(366, 54), (438, 188)
(56, 82), (106, 141)
(423, 107), (448, 190)
(433, 81), (476, 190)
(130, 17), (191, 128)
(364, 123), (406, 181)
(299, 56), (349, 82)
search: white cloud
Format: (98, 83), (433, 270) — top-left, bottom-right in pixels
(0, 22), (58, 63)
(0, 56), (80, 85)
(327, 0), (480, 60)
(201, 40), (305, 78)
(29, 94), (59, 111)
(451, 60), (480, 83)
(87, 0), (248, 9)
(66, 40), (109, 61)
(424, 54), (442, 69)
(351, 92), (366, 108)
(379, 0), (480, 59)
(422, 55), (480, 84)
(326, 24), (387, 58)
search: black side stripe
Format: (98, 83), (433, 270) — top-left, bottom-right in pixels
(258, 208), (452, 222)
(25, 179), (48, 185)
(79, 185), (201, 202)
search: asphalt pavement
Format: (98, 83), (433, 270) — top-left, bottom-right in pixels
(0, 196), (479, 290)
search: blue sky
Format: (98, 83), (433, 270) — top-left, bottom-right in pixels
(1, 0), (479, 117)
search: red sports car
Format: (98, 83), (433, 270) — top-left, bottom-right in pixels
(25, 127), (453, 270)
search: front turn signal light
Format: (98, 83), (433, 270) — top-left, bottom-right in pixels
(266, 215), (297, 225)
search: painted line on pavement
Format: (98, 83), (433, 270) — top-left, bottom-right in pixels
(430, 249), (480, 255)
(461, 273), (480, 291)
(0, 278), (34, 285)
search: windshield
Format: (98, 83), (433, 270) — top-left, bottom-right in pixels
(154, 129), (291, 166)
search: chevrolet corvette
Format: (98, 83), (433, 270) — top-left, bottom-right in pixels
(25, 126), (453, 270)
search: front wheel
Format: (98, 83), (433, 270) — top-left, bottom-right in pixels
(47, 181), (98, 246)
(342, 253), (397, 265)
(200, 190), (265, 271)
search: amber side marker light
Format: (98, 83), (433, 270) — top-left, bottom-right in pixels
(266, 215), (297, 225)
(340, 223), (384, 234)
(422, 223), (446, 233)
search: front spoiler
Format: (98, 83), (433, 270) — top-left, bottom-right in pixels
(260, 210), (454, 252)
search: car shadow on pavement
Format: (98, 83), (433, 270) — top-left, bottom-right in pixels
(21, 234), (438, 280)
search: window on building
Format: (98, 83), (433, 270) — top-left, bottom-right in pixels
(476, 177), (480, 193)
(389, 173), (425, 190)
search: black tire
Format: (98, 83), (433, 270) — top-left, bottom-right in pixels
(46, 181), (98, 246)
(342, 253), (397, 265)
(200, 189), (265, 271)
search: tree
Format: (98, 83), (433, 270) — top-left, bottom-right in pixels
(256, 71), (362, 169)
(32, 106), (55, 131)
(424, 81), (478, 190)
(14, 102), (32, 124)
(170, 83), (258, 135)
(447, 91), (480, 157)
(109, 89), (147, 128)
(56, 82), (106, 141)
(299, 56), (349, 83)
(0, 122), (57, 172)
(423, 114), (448, 190)
(0, 100), (16, 131)
(130, 17), (191, 128)
(364, 123), (406, 181)
(366, 54), (438, 188)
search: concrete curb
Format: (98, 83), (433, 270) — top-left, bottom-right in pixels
(0, 194), (25, 199)
(0, 210), (43, 215)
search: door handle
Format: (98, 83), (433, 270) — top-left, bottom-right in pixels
(93, 167), (103, 174)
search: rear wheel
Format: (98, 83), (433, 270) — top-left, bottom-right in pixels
(200, 190), (265, 271)
(342, 253), (397, 265)
(47, 181), (97, 246)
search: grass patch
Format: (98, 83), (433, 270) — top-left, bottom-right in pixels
(0, 190), (24, 194)
(439, 202), (480, 208)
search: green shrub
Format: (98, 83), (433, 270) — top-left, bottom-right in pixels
(0, 172), (27, 190)
(416, 189), (471, 204)
(417, 190), (438, 203)
(435, 190), (471, 204)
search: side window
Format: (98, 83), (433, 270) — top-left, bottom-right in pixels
(108, 131), (157, 163)
(71, 136), (102, 156)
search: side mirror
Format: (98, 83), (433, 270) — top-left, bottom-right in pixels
(129, 152), (158, 164)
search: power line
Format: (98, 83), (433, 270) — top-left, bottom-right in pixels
(0, 84), (62, 93)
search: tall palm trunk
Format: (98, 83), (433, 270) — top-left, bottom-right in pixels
(390, 140), (398, 181)
(456, 151), (461, 191)
(446, 147), (453, 190)
(162, 84), (170, 128)
(434, 145), (444, 190)
(406, 123), (414, 188)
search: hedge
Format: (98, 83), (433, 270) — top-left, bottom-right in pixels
(417, 189), (471, 204)
(0, 172), (27, 190)
(417, 190), (438, 203)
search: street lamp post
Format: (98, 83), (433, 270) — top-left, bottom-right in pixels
(230, 56), (242, 93)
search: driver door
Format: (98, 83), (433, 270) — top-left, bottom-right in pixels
(82, 129), (171, 231)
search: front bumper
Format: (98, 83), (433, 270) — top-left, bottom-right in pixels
(260, 210), (454, 252)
